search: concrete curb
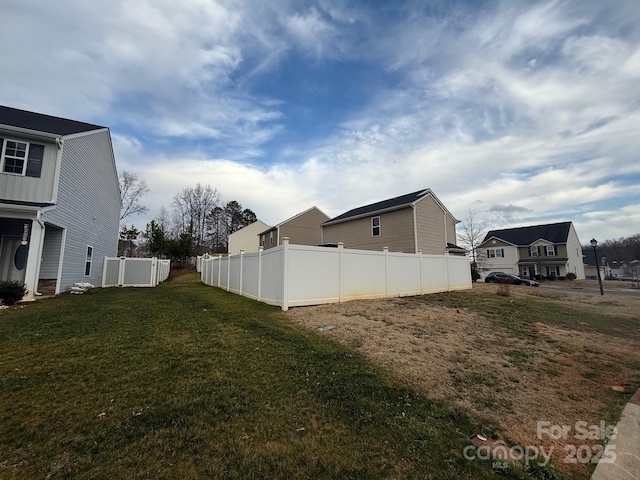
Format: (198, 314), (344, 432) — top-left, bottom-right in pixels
(591, 388), (640, 480)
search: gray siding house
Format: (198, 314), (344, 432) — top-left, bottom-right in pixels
(0, 105), (120, 299)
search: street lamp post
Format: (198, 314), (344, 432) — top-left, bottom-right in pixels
(590, 238), (604, 296)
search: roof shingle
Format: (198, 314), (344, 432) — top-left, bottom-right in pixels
(0, 105), (104, 136)
(483, 222), (572, 245)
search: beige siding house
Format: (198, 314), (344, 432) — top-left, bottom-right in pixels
(228, 220), (270, 254)
(259, 206), (329, 250)
(322, 189), (464, 255)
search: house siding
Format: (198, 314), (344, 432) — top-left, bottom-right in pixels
(41, 130), (119, 291)
(39, 225), (63, 279)
(566, 224), (585, 279)
(415, 195), (447, 255)
(0, 135), (58, 203)
(228, 220), (270, 254)
(279, 208), (329, 247)
(322, 208), (415, 252)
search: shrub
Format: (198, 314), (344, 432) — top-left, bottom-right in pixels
(0, 281), (28, 305)
(470, 264), (481, 282)
(566, 272), (576, 281)
(496, 282), (511, 297)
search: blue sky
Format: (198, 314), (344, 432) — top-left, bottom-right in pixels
(2, 0), (639, 243)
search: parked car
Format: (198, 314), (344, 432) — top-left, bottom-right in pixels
(484, 272), (539, 287)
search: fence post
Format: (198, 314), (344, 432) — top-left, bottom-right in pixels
(281, 237), (290, 311)
(118, 257), (126, 286)
(227, 255), (231, 291)
(150, 257), (158, 287)
(338, 242), (344, 303)
(418, 250), (423, 295)
(383, 247), (389, 298)
(445, 253), (451, 291)
(239, 250), (244, 296)
(217, 255), (222, 288)
(257, 246), (263, 301)
(102, 257), (109, 287)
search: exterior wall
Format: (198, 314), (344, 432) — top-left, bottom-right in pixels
(0, 132), (58, 204)
(566, 224), (586, 279)
(228, 220), (270, 254)
(445, 213), (457, 247)
(415, 195), (449, 255)
(260, 227), (279, 250)
(42, 130), (120, 291)
(39, 224), (63, 279)
(322, 207), (415, 253)
(277, 208), (329, 248)
(477, 242), (519, 277)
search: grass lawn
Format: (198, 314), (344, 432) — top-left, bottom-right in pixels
(0, 272), (560, 479)
(288, 282), (640, 479)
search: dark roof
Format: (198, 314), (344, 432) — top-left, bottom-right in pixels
(582, 247), (605, 267)
(483, 222), (572, 246)
(0, 105), (104, 136)
(447, 243), (467, 251)
(324, 189), (432, 225)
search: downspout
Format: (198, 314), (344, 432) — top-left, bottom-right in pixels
(443, 213), (449, 256)
(412, 204), (418, 254)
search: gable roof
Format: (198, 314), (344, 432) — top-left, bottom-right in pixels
(324, 188), (455, 226)
(0, 105), (104, 136)
(482, 222), (572, 246)
(259, 206), (329, 235)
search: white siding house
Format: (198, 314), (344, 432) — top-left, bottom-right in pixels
(477, 222), (586, 280)
(0, 105), (120, 299)
(228, 220), (271, 254)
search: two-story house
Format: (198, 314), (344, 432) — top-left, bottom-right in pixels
(321, 189), (465, 255)
(259, 206), (329, 250)
(0, 105), (120, 299)
(477, 221), (585, 280)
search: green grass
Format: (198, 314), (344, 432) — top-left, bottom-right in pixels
(0, 273), (562, 479)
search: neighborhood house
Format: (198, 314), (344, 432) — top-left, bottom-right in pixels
(0, 105), (120, 299)
(321, 188), (465, 255)
(477, 221), (585, 280)
(259, 206), (329, 250)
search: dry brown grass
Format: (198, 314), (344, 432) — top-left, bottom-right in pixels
(286, 284), (640, 478)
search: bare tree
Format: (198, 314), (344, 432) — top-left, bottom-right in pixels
(172, 184), (220, 248)
(119, 170), (150, 220)
(457, 207), (488, 264)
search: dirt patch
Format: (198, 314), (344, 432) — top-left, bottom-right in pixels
(287, 284), (640, 477)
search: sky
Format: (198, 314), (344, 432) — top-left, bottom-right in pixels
(2, 0), (640, 244)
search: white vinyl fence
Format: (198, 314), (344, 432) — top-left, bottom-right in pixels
(200, 238), (471, 310)
(102, 257), (171, 288)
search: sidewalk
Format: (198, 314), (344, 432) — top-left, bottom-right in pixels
(591, 388), (640, 480)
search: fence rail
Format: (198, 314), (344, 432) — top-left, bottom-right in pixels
(102, 257), (171, 288)
(200, 238), (471, 310)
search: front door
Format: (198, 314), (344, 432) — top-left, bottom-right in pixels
(0, 236), (27, 283)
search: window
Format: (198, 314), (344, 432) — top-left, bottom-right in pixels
(530, 246), (539, 257)
(546, 245), (556, 256)
(260, 234), (265, 246)
(372, 216), (380, 236)
(0, 138), (45, 177)
(487, 248), (504, 258)
(269, 231), (273, 245)
(546, 266), (559, 277)
(85, 246), (93, 276)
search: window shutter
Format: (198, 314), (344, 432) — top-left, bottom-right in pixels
(26, 143), (45, 177)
